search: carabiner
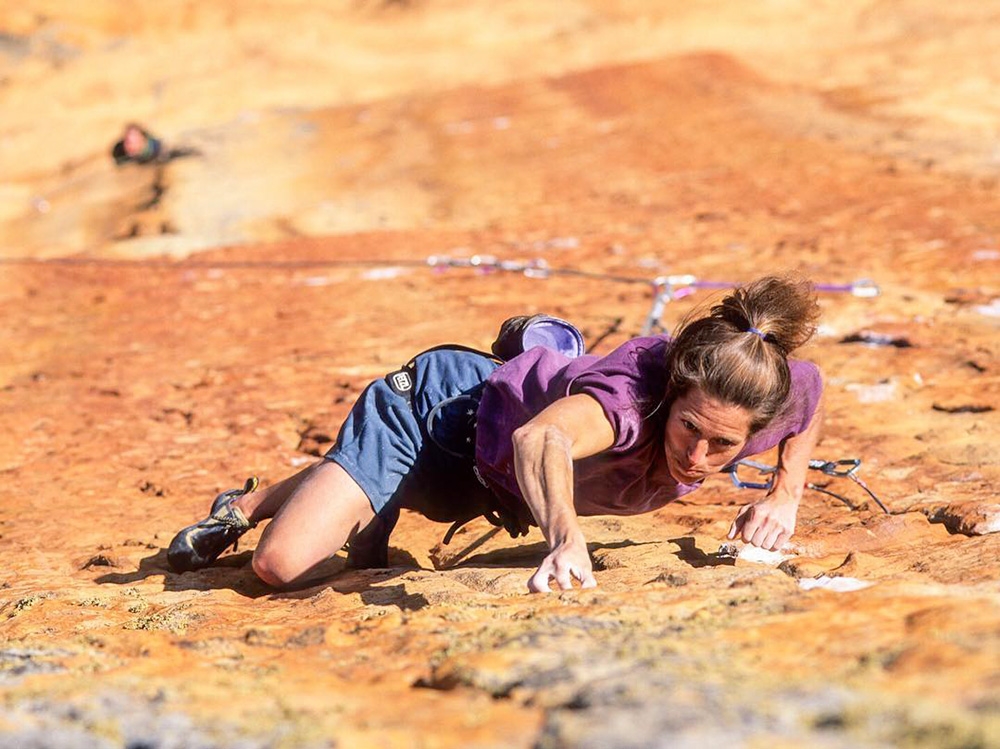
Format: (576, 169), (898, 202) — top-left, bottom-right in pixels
(809, 459), (861, 477)
(727, 460), (775, 490)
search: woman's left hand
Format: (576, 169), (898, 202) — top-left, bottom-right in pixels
(728, 387), (822, 551)
(727, 489), (799, 551)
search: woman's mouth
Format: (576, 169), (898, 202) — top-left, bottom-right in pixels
(669, 456), (703, 482)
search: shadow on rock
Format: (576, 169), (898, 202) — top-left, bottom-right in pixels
(445, 538), (658, 570)
(93, 548), (274, 598)
(94, 546), (425, 600)
(450, 540), (550, 569)
(270, 548), (423, 601)
(358, 583), (429, 610)
(669, 536), (737, 568)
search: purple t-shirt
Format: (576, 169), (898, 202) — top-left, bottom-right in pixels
(474, 335), (822, 519)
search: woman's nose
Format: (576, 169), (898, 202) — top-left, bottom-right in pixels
(687, 439), (708, 464)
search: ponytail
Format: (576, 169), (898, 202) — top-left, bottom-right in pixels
(664, 276), (820, 431)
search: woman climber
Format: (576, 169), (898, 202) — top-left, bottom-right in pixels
(167, 275), (823, 592)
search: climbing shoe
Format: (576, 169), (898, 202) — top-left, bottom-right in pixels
(167, 477), (259, 572)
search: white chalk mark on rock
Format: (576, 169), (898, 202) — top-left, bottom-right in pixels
(974, 299), (1000, 318)
(846, 380), (897, 403)
(799, 576), (874, 593)
(737, 545), (790, 565)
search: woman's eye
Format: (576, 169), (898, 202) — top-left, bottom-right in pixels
(712, 438), (737, 448)
(682, 420), (698, 432)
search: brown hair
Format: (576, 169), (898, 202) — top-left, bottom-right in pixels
(663, 276), (820, 432)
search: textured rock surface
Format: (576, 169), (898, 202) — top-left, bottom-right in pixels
(1, 2), (999, 747)
(929, 503), (1000, 536)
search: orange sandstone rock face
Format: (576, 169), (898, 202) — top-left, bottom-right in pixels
(929, 502), (1000, 536)
(1, 2), (998, 747)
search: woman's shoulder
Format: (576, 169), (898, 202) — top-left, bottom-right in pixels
(564, 335), (670, 447)
(788, 358), (824, 396)
(593, 335), (671, 371)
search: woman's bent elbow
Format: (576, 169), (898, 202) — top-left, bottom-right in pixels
(513, 422), (570, 456)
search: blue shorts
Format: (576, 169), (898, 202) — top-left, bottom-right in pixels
(325, 348), (500, 519)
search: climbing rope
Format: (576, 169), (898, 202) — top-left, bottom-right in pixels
(639, 276), (878, 335)
(2, 252), (879, 334)
(8, 251), (887, 510)
(424, 254), (880, 334)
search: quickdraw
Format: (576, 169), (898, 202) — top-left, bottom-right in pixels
(726, 458), (889, 514)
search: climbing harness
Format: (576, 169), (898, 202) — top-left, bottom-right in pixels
(382, 334), (542, 547)
(384, 313), (591, 546)
(726, 458), (889, 514)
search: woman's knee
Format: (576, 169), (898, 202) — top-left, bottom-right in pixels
(251, 546), (303, 589)
(249, 460), (374, 588)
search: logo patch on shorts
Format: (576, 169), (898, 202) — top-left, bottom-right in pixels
(387, 369), (413, 396)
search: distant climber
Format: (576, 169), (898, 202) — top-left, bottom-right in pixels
(111, 123), (200, 166)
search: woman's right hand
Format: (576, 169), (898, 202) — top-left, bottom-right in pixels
(512, 393), (614, 594)
(528, 531), (597, 592)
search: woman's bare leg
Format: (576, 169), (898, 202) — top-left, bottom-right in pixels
(230, 463), (317, 523)
(249, 460), (375, 589)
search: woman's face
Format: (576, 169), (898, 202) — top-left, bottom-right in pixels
(664, 388), (752, 484)
(123, 126), (148, 157)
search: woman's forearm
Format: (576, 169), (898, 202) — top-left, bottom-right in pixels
(772, 391), (825, 502)
(512, 422), (583, 547)
(510, 393), (616, 546)
(509, 393), (615, 591)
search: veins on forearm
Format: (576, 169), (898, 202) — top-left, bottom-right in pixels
(515, 425), (578, 547)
